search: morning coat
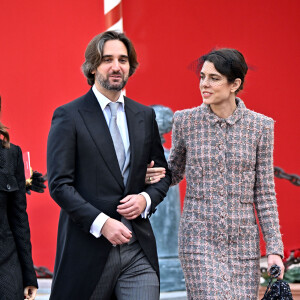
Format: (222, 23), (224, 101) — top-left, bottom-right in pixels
(47, 89), (171, 299)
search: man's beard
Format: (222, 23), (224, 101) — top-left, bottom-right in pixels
(95, 71), (128, 91)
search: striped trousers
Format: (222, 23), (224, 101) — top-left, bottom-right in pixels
(90, 240), (159, 300)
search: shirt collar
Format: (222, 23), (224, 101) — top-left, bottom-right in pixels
(92, 85), (125, 111)
(201, 97), (246, 126)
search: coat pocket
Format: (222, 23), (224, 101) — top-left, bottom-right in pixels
(0, 173), (19, 192)
(237, 225), (260, 260)
(179, 220), (208, 254)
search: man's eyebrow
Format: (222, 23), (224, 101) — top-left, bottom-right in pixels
(102, 55), (129, 58)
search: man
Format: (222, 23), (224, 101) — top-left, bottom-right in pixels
(47, 31), (171, 300)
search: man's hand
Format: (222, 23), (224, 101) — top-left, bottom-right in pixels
(145, 160), (166, 184)
(24, 286), (37, 300)
(267, 254), (285, 279)
(117, 194), (147, 220)
(101, 218), (132, 246)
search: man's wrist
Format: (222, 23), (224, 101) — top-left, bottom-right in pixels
(90, 213), (110, 238)
(139, 192), (151, 218)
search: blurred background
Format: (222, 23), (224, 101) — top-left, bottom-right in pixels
(0, 0), (299, 272)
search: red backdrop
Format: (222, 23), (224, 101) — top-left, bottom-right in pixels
(0, 0), (299, 270)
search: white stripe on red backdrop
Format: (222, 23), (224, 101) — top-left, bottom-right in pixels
(104, 0), (123, 32)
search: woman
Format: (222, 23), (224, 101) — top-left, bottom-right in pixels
(0, 97), (38, 299)
(146, 49), (284, 299)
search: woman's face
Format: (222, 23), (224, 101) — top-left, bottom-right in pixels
(199, 61), (236, 105)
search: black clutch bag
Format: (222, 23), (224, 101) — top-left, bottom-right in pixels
(261, 264), (293, 300)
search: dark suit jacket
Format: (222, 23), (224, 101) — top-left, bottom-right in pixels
(47, 89), (171, 299)
(0, 143), (37, 300)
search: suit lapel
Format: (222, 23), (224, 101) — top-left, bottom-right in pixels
(78, 90), (124, 189)
(124, 97), (145, 194)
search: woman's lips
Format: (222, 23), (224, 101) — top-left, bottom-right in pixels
(202, 91), (212, 98)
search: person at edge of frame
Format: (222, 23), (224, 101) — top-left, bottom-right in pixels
(0, 96), (38, 300)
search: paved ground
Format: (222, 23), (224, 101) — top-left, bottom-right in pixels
(35, 258), (270, 300)
(35, 279), (188, 300)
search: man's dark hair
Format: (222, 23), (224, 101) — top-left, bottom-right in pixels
(81, 31), (139, 86)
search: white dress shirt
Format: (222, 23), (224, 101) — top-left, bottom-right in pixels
(90, 85), (151, 238)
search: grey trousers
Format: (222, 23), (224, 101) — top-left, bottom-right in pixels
(90, 241), (159, 300)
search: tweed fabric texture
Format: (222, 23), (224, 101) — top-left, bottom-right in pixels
(168, 98), (284, 300)
(0, 143), (37, 299)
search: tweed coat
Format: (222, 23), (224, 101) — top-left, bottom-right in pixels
(0, 142), (38, 300)
(168, 98), (283, 300)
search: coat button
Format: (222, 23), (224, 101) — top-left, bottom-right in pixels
(229, 236), (236, 244)
(218, 233), (224, 241)
(221, 256), (227, 263)
(222, 274), (228, 281)
(219, 188), (224, 196)
(221, 211), (227, 218)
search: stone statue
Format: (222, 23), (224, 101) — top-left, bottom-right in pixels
(149, 104), (185, 291)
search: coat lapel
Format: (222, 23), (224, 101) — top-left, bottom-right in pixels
(78, 90), (124, 189)
(124, 97), (145, 194)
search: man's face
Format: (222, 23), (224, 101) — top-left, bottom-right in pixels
(93, 40), (130, 92)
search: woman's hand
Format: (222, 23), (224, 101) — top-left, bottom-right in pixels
(24, 286), (37, 300)
(145, 160), (166, 184)
(267, 254), (285, 279)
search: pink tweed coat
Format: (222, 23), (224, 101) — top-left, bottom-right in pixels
(168, 98), (283, 300)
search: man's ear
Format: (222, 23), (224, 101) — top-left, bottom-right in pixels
(91, 69), (96, 75)
(231, 78), (242, 93)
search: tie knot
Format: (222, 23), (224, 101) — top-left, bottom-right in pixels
(108, 102), (120, 117)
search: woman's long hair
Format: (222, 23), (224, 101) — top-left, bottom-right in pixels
(0, 96), (10, 148)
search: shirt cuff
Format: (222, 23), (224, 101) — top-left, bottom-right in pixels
(90, 213), (110, 238)
(139, 192), (151, 218)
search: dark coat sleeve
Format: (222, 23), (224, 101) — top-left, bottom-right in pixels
(47, 106), (101, 233)
(7, 146), (38, 288)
